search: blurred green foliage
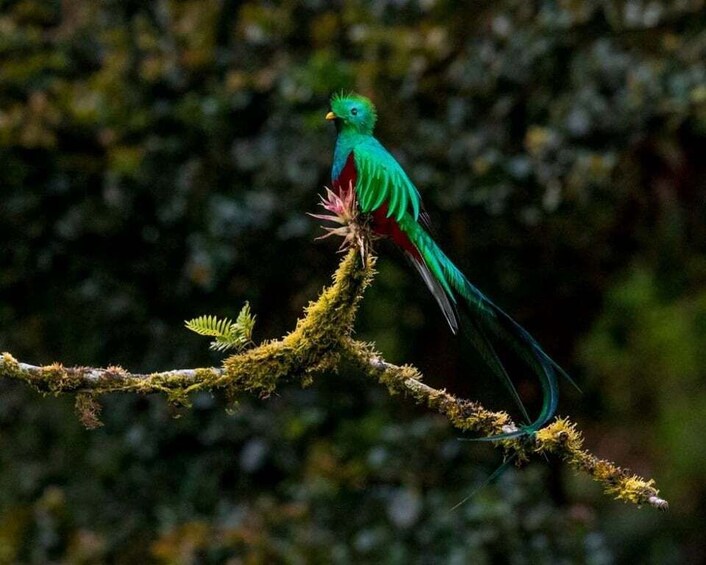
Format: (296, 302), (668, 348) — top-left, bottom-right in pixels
(1, 0), (705, 562)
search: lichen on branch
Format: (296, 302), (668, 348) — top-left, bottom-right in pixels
(0, 249), (667, 510)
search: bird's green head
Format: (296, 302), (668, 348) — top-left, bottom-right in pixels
(326, 92), (377, 134)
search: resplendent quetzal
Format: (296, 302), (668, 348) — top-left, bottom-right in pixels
(325, 92), (575, 439)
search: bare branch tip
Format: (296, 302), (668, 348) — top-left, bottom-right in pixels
(648, 496), (669, 511)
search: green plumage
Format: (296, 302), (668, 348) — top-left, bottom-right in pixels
(327, 92), (574, 438)
(329, 93), (421, 222)
(354, 137), (421, 221)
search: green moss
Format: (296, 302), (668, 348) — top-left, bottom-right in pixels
(50, 365), (84, 394)
(535, 418), (584, 455)
(607, 475), (659, 506)
(194, 367), (221, 387)
(11, 362), (85, 395)
(166, 389), (193, 410)
(1, 353), (21, 379)
(75, 393), (103, 429)
(219, 250), (374, 399)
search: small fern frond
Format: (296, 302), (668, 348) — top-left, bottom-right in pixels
(185, 303), (256, 353)
(185, 315), (235, 338)
(235, 302), (256, 342)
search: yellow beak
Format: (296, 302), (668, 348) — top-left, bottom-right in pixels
(325, 111), (336, 121)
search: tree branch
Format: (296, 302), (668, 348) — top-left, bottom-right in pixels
(0, 249), (667, 510)
(342, 340), (668, 511)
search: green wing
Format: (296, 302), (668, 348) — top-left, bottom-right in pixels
(353, 138), (421, 222)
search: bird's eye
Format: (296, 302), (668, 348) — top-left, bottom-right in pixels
(351, 108), (358, 116)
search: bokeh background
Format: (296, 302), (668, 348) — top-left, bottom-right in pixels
(1, 1), (705, 563)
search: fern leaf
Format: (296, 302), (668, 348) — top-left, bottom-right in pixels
(185, 304), (256, 353)
(184, 315), (234, 338)
(235, 302), (256, 343)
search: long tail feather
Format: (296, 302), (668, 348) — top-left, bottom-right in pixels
(404, 250), (531, 423)
(459, 314), (532, 425)
(449, 452), (518, 511)
(400, 217), (566, 438)
(405, 252), (459, 333)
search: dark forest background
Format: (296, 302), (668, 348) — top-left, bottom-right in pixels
(1, 0), (705, 562)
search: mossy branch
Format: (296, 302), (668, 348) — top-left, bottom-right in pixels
(0, 249), (667, 510)
(342, 340), (668, 511)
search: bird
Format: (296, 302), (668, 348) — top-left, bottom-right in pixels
(324, 92), (576, 439)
